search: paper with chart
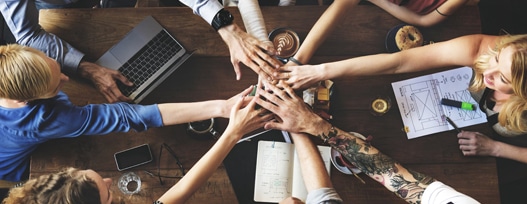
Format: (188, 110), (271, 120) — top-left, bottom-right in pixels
(253, 141), (331, 203)
(391, 67), (487, 139)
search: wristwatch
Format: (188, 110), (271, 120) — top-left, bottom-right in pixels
(211, 9), (234, 31)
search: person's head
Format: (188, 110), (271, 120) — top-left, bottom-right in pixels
(471, 34), (527, 132)
(0, 44), (68, 102)
(2, 168), (113, 204)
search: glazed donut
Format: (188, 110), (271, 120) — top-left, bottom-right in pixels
(395, 25), (424, 51)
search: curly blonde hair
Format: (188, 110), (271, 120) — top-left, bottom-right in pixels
(470, 34), (527, 132)
(2, 168), (101, 204)
(0, 44), (52, 101)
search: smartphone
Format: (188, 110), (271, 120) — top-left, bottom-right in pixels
(114, 144), (153, 171)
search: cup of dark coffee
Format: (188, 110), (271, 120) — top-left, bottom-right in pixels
(187, 118), (219, 139)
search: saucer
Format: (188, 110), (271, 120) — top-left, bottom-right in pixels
(330, 148), (361, 175)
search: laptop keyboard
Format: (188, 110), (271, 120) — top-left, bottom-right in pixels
(117, 30), (183, 96)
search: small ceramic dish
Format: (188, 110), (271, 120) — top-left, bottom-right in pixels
(330, 148), (361, 175)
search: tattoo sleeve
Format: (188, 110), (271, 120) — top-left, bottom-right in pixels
(318, 127), (436, 203)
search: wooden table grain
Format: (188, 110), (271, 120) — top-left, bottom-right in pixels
(31, 5), (499, 203)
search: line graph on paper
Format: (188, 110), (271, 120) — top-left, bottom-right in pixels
(392, 67), (487, 139)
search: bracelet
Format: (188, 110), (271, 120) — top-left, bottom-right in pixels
(435, 8), (450, 16)
(288, 57), (303, 65)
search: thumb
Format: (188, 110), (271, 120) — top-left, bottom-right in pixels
(233, 62), (242, 80)
(264, 122), (281, 131)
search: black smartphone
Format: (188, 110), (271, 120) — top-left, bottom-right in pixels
(114, 144), (153, 171)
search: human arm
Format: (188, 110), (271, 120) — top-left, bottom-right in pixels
(278, 133), (342, 204)
(290, 133), (334, 191)
(286, 0), (360, 65)
(158, 86), (254, 125)
(42, 87), (253, 138)
(458, 131), (527, 163)
(368, 0), (468, 27)
(0, 0), (133, 103)
(178, 0), (280, 80)
(156, 91), (273, 203)
(256, 81), (479, 203)
(276, 34), (500, 90)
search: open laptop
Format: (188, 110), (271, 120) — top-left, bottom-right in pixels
(96, 16), (193, 103)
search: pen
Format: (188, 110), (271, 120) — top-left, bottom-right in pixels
(237, 129), (272, 143)
(441, 98), (475, 111)
(444, 116), (462, 133)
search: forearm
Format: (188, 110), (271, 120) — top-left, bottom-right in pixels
(238, 0), (269, 43)
(158, 100), (228, 126)
(157, 128), (240, 203)
(492, 141), (527, 163)
(290, 133), (333, 191)
(315, 53), (402, 81)
(292, 0), (359, 64)
(307, 120), (436, 203)
(0, 0), (83, 75)
(368, 0), (429, 26)
(317, 35), (489, 80)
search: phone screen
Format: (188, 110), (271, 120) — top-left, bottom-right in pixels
(114, 144), (153, 171)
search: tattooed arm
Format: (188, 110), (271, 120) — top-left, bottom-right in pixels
(256, 80), (479, 204)
(319, 126), (435, 203)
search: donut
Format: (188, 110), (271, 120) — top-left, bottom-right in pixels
(395, 25), (424, 51)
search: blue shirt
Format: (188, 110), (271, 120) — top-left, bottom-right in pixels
(0, 92), (163, 181)
(0, 0), (85, 76)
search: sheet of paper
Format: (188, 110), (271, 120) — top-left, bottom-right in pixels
(391, 67), (487, 139)
(254, 141), (294, 202)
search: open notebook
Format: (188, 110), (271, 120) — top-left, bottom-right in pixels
(96, 16), (193, 103)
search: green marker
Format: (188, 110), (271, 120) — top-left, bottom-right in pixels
(441, 98), (475, 111)
(249, 85), (257, 96)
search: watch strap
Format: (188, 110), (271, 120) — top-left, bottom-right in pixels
(211, 9), (233, 31)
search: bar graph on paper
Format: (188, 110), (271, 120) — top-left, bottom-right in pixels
(391, 67), (487, 139)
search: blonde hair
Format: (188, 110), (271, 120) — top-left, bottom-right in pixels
(2, 168), (101, 204)
(470, 34), (527, 132)
(0, 44), (52, 101)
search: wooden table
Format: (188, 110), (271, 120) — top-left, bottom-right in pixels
(31, 5), (499, 203)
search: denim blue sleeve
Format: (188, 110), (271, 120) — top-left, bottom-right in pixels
(178, 0), (223, 25)
(43, 100), (163, 138)
(0, 92), (163, 182)
(0, 0), (84, 75)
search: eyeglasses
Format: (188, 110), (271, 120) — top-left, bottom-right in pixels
(145, 143), (186, 185)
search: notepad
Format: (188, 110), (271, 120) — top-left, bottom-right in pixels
(253, 141), (331, 202)
(391, 67), (487, 139)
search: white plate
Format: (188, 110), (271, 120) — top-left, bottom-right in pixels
(330, 148), (361, 175)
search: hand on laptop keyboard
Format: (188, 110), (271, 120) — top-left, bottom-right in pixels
(78, 61), (133, 103)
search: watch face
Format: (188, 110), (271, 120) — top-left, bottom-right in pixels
(212, 9), (233, 31)
(220, 11), (233, 22)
